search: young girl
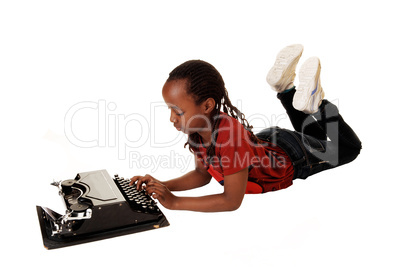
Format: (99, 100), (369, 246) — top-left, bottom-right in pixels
(130, 44), (362, 212)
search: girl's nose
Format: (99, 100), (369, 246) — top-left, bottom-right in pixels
(170, 111), (178, 123)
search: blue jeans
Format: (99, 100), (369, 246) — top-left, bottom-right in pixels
(256, 89), (362, 179)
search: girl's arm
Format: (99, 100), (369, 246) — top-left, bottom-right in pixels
(163, 156), (212, 191)
(130, 155), (212, 191)
(145, 167), (249, 212)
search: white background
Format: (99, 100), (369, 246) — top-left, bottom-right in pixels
(1, 1), (401, 266)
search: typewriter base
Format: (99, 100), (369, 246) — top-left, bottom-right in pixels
(36, 206), (170, 250)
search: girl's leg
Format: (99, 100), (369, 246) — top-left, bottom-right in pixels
(277, 87), (362, 164)
(288, 58), (361, 171)
(293, 56), (361, 167)
(277, 88), (327, 140)
(314, 99), (362, 166)
(267, 49), (361, 178)
(266, 45), (327, 140)
(267, 94), (362, 179)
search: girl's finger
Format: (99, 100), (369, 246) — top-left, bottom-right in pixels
(129, 175), (142, 186)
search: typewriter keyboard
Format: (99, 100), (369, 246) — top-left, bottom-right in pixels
(114, 176), (159, 212)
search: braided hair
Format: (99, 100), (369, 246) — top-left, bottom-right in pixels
(166, 60), (260, 163)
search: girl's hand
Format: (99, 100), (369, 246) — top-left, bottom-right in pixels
(145, 181), (177, 210)
(129, 174), (160, 191)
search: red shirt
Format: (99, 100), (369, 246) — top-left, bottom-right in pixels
(193, 113), (294, 194)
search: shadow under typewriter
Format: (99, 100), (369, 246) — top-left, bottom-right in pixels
(36, 170), (169, 249)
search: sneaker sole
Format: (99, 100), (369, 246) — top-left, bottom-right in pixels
(266, 44), (304, 92)
(293, 57), (323, 113)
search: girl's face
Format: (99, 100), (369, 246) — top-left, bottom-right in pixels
(162, 79), (214, 135)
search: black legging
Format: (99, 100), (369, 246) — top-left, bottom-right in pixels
(278, 88), (361, 165)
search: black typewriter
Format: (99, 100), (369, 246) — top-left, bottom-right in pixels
(36, 169), (169, 249)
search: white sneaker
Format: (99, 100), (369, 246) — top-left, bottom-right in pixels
(266, 44), (304, 92)
(293, 57), (325, 114)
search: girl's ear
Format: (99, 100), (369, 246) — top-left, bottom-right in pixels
(203, 97), (216, 114)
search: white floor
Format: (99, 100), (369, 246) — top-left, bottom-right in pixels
(2, 1), (401, 266)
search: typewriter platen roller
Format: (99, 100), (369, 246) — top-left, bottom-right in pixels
(36, 170), (169, 249)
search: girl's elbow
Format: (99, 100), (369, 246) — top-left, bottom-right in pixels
(220, 191), (244, 211)
(225, 200), (243, 211)
(228, 205), (241, 211)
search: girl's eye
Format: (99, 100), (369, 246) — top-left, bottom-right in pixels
(168, 105), (184, 116)
(173, 108), (184, 116)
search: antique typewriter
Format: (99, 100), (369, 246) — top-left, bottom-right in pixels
(36, 170), (169, 249)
